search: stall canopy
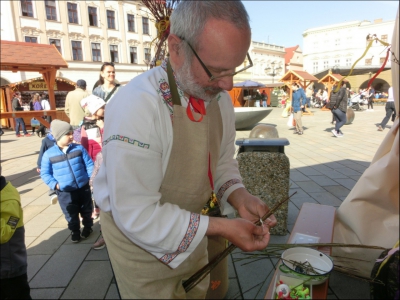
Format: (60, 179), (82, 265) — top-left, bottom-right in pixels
(0, 40), (68, 111)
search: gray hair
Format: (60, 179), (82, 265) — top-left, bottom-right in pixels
(170, 0), (250, 58)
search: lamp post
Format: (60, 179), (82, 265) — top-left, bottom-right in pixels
(264, 61), (282, 83)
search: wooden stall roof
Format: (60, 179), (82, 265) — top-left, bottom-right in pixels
(6, 76), (76, 89)
(280, 69), (319, 82)
(1, 40), (68, 72)
(318, 72), (347, 83)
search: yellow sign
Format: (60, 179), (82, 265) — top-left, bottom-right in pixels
(29, 81), (58, 91)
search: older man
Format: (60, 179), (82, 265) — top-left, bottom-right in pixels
(65, 79), (90, 129)
(93, 1), (277, 298)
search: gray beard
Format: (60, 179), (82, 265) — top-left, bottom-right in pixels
(174, 59), (222, 102)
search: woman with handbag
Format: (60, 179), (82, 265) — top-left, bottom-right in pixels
(32, 94), (43, 137)
(92, 62), (121, 103)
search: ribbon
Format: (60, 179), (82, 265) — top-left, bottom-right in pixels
(373, 240), (399, 279)
(367, 47), (390, 89)
(333, 36), (390, 93)
(150, 17), (170, 48)
(186, 96), (206, 122)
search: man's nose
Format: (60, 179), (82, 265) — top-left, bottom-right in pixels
(217, 76), (234, 91)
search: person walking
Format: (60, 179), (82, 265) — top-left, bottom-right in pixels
(261, 90), (268, 107)
(65, 80), (90, 129)
(12, 92), (31, 137)
(32, 93), (43, 137)
(291, 82), (307, 135)
(330, 82), (348, 137)
(36, 94), (52, 137)
(367, 86), (375, 111)
(378, 86), (396, 131)
(40, 120), (94, 242)
(93, 1), (277, 298)
(1, 167), (32, 299)
(92, 63), (121, 103)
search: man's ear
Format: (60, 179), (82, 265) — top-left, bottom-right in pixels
(168, 34), (184, 68)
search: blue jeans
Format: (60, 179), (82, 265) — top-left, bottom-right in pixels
(15, 118), (28, 135)
(262, 100), (267, 107)
(332, 108), (347, 133)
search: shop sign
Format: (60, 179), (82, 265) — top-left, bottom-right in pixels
(29, 81), (58, 91)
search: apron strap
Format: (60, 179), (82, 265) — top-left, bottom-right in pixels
(166, 60), (182, 106)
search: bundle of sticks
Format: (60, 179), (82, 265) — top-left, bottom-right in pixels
(141, 0), (181, 68)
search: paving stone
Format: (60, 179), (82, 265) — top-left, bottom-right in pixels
(20, 196), (37, 208)
(23, 205), (47, 223)
(289, 188), (310, 199)
(27, 254), (51, 282)
(297, 166), (323, 176)
(349, 175), (361, 181)
(105, 283), (120, 300)
(308, 192), (343, 207)
(323, 185), (352, 198)
(25, 236), (37, 247)
(319, 169), (349, 179)
(50, 215), (68, 228)
(27, 228), (70, 255)
(333, 178), (358, 190)
(288, 180), (298, 188)
(61, 261), (113, 299)
(289, 170), (310, 181)
(29, 244), (92, 288)
(308, 175), (340, 186)
(24, 213), (63, 237)
(329, 270), (370, 299)
(85, 244), (110, 261)
(30, 288), (64, 299)
(295, 180), (326, 193)
(290, 197), (319, 212)
(287, 202), (299, 225)
(335, 167), (363, 176)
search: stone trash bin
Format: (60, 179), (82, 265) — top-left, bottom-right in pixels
(345, 107), (355, 125)
(235, 137), (290, 235)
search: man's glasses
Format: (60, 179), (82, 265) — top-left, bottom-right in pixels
(180, 37), (253, 82)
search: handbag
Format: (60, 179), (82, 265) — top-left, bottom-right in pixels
(30, 118), (40, 126)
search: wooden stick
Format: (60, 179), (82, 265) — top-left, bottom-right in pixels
(183, 191), (297, 292)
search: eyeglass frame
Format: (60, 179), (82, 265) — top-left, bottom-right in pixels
(179, 37), (253, 82)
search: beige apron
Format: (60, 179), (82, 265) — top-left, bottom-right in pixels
(101, 70), (227, 298)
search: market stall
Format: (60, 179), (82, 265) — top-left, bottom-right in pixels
(318, 70), (348, 111)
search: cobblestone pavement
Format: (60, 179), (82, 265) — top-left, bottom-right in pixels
(0, 104), (390, 299)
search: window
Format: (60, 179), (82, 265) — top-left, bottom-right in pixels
(92, 43), (101, 61)
(335, 39), (340, 46)
(110, 45), (119, 63)
(49, 39), (61, 54)
(45, 0), (57, 20)
(67, 2), (78, 24)
(334, 59), (340, 66)
(107, 10), (115, 29)
(312, 61), (318, 73)
(365, 58), (372, 65)
(144, 48), (151, 62)
(346, 58), (352, 67)
(142, 17), (149, 34)
(88, 6), (98, 26)
(25, 36), (37, 43)
(127, 14), (135, 32)
(130, 47), (137, 64)
(323, 61), (329, 70)
(72, 41), (83, 61)
(21, 0), (33, 17)
(381, 34), (388, 42)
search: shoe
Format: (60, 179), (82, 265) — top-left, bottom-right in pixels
(92, 208), (100, 220)
(378, 125), (383, 131)
(24, 133), (31, 137)
(71, 231), (81, 243)
(92, 237), (106, 250)
(81, 227), (93, 239)
(0, 130), (4, 136)
(50, 195), (58, 205)
(16, 134), (21, 137)
(298, 131), (304, 135)
(337, 133), (344, 137)
(293, 130), (299, 134)
(331, 129), (338, 137)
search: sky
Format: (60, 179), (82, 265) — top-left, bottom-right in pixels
(242, 1), (399, 49)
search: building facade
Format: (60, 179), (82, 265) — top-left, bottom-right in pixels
(244, 41), (286, 84)
(1, 0), (157, 90)
(284, 45), (304, 73)
(302, 18), (395, 78)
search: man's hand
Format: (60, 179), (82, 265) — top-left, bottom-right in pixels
(55, 183), (60, 190)
(36, 168), (40, 173)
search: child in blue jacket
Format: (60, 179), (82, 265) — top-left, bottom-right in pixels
(40, 120), (94, 242)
